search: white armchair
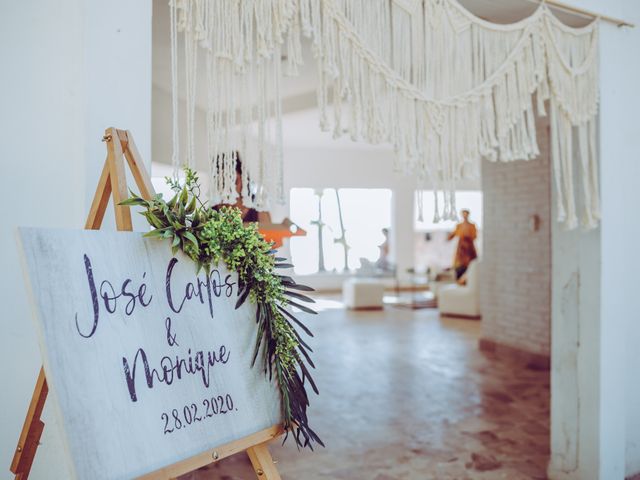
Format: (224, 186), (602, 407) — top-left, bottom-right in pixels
(438, 260), (480, 318)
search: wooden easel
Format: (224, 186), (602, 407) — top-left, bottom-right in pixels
(11, 127), (283, 480)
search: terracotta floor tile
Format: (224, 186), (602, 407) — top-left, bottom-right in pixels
(185, 300), (549, 480)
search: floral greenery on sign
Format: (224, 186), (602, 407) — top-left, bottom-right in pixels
(120, 168), (323, 449)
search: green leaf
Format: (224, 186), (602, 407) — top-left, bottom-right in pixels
(235, 286), (251, 309)
(119, 196), (147, 207)
(167, 192), (178, 209)
(186, 196), (196, 214)
(251, 319), (265, 368)
(191, 210), (201, 228)
(298, 361), (319, 395)
(297, 343), (315, 368)
(178, 201), (186, 223)
(280, 278), (315, 292)
(144, 212), (164, 229)
(278, 305), (314, 337)
(284, 290), (316, 303)
(143, 229), (164, 238)
(285, 299), (317, 315)
(274, 263), (294, 269)
(183, 231), (198, 247)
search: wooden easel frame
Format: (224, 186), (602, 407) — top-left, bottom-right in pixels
(10, 128), (283, 480)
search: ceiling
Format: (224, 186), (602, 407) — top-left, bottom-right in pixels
(281, 108), (391, 151)
(152, 2), (319, 113)
(457, 0), (590, 26)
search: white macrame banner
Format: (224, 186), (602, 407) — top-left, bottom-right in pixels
(169, 0), (300, 210)
(170, 0), (600, 230)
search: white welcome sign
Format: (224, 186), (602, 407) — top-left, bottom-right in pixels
(18, 228), (281, 480)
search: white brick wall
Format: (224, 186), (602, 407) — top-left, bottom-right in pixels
(480, 117), (551, 357)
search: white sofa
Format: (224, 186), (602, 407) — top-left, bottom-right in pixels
(343, 278), (385, 309)
(438, 260), (480, 318)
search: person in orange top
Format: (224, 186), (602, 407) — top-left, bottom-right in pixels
(447, 209), (478, 280)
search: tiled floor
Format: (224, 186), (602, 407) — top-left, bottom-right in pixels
(185, 298), (550, 480)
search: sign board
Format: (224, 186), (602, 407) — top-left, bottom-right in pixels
(18, 228), (281, 480)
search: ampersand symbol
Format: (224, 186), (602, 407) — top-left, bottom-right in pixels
(165, 317), (179, 347)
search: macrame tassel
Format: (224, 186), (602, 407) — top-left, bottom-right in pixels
(416, 189), (425, 222)
(448, 190), (458, 221)
(441, 188), (451, 221)
(587, 118), (601, 223)
(577, 122), (593, 228)
(183, 0), (200, 168)
(169, 0), (180, 173)
(577, 119), (600, 229)
(433, 190), (441, 223)
(549, 98), (567, 224)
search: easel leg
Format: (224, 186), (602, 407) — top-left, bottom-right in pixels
(11, 368), (48, 479)
(246, 443), (281, 480)
(105, 129), (133, 231)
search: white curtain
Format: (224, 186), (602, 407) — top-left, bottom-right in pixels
(171, 0), (600, 229)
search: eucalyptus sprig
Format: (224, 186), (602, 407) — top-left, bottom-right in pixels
(120, 167), (323, 450)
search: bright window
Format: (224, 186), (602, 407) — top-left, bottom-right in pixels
(289, 188), (393, 275)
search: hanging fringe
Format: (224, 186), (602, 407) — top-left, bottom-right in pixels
(172, 0), (301, 210)
(169, 0), (600, 230)
(310, 0), (600, 229)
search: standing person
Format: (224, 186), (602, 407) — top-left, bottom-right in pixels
(447, 209), (477, 280)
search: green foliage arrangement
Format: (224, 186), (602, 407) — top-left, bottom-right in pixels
(120, 168), (323, 449)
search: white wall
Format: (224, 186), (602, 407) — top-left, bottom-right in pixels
(480, 115), (552, 359)
(595, 3), (640, 477)
(546, 1), (640, 479)
(0, 2), (152, 479)
(152, 85), (209, 172)
(549, 187), (601, 479)
(84, 1), (153, 213)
